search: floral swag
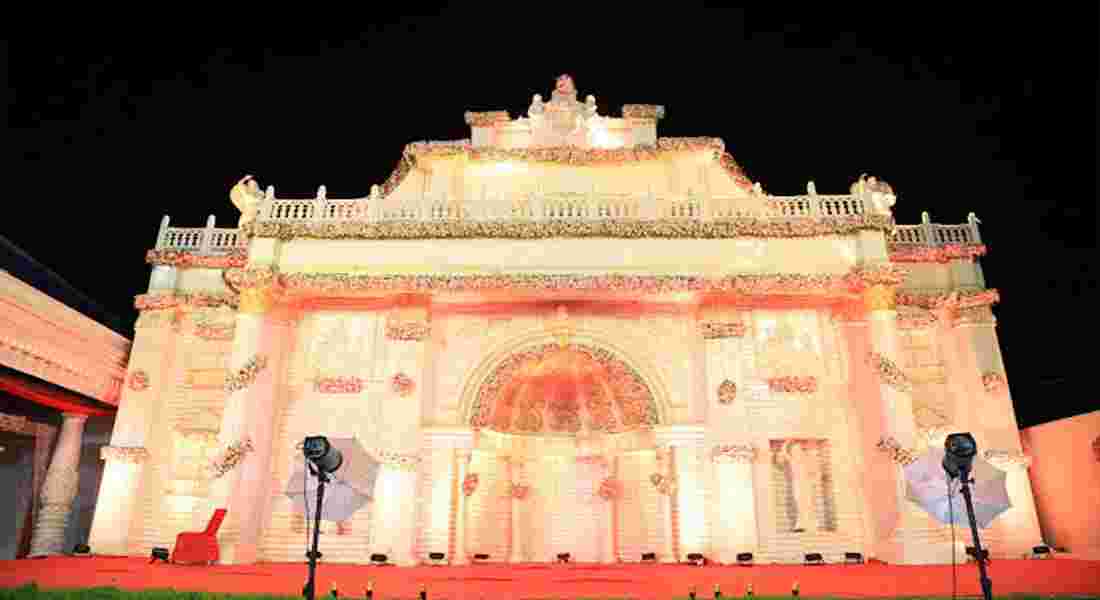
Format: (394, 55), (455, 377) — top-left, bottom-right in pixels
(463, 473), (479, 497)
(717, 380), (738, 405)
(100, 446), (150, 464)
(700, 321), (746, 339)
(224, 355), (268, 394)
(876, 436), (917, 466)
(134, 292), (239, 312)
(868, 353), (913, 393)
(712, 444), (757, 464)
(982, 449), (1032, 469)
(767, 376), (818, 394)
(145, 249), (248, 269)
(982, 372), (1006, 393)
(314, 376), (364, 394)
(208, 437), (255, 479)
(385, 320), (431, 342)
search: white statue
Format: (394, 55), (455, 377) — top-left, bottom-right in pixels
(229, 175), (264, 228)
(584, 94), (598, 120)
(777, 440), (819, 533)
(752, 182), (764, 196)
(528, 94), (545, 118)
(807, 181), (817, 196)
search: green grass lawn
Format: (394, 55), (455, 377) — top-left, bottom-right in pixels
(1, 586), (1096, 600)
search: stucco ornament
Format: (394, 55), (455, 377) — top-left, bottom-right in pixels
(717, 380), (738, 405)
(128, 370), (150, 392)
(229, 175), (265, 228)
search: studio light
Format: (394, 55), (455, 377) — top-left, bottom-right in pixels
(942, 432), (977, 479)
(303, 436), (343, 474)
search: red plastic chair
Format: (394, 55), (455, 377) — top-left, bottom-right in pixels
(172, 508), (227, 565)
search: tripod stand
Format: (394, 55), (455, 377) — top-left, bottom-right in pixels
(303, 464), (329, 600)
(957, 470), (993, 600)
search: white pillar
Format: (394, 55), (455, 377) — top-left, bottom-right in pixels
(452, 449), (470, 564)
(711, 445), (759, 563)
(372, 465), (420, 565)
(29, 413), (88, 556)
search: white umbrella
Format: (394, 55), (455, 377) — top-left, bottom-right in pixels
(903, 447), (1011, 528)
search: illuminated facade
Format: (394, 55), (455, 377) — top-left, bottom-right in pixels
(89, 76), (1041, 565)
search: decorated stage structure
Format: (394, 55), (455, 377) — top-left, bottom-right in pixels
(88, 75), (1041, 567)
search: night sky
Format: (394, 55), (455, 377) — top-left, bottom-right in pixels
(5, 10), (1094, 427)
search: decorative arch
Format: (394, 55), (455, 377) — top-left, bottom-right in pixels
(458, 329), (670, 434)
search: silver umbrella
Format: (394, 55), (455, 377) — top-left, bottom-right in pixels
(903, 447), (1011, 528)
(285, 437), (382, 521)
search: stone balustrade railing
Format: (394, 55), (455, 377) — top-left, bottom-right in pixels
(152, 194), (983, 253)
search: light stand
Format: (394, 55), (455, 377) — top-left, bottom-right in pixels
(303, 463), (329, 600)
(943, 433), (993, 600)
(301, 436), (343, 600)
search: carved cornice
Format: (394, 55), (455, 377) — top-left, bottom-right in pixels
(888, 243), (987, 264)
(100, 445), (150, 464)
(896, 289), (1000, 311)
(134, 292), (239, 312)
(146, 249), (248, 269)
(712, 444), (757, 464)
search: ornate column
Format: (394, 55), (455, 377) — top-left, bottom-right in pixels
(710, 444), (759, 563)
(29, 413), (88, 556)
(209, 267), (286, 564)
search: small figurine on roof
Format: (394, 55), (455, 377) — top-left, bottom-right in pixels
(555, 74), (577, 97)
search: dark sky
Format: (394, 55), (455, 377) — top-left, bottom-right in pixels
(5, 10), (1095, 428)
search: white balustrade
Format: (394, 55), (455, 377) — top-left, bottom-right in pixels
(152, 193), (982, 255)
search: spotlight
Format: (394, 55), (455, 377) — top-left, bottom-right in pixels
(72, 543), (90, 557)
(943, 432), (977, 479)
(303, 436), (343, 474)
(736, 552), (754, 565)
(686, 552), (705, 566)
(149, 547), (169, 564)
(556, 552), (571, 563)
(428, 552), (445, 565)
(370, 553), (389, 565)
(473, 553), (489, 562)
(1031, 545), (1052, 559)
(844, 552), (864, 564)
(804, 552), (825, 565)
(641, 552), (657, 563)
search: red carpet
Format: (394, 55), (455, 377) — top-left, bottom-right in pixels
(2, 557), (1099, 599)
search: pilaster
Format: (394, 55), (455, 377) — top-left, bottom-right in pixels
(29, 413), (88, 556)
(709, 443), (760, 563)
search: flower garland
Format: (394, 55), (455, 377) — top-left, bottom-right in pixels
(982, 449), (1032, 469)
(621, 104), (666, 121)
(385, 320), (431, 341)
(712, 444), (757, 464)
(145, 249), (248, 269)
(194, 323), (236, 341)
(876, 436), (917, 466)
(244, 214), (894, 242)
(597, 477), (620, 501)
(100, 445), (150, 464)
(888, 244), (987, 264)
(463, 473), (479, 497)
(700, 321), (746, 339)
(509, 482), (530, 500)
(224, 355), (268, 394)
(767, 376), (818, 394)
(208, 437), (254, 479)
(134, 292), (239, 311)
(896, 306), (938, 330)
(717, 380), (738, 405)
(128, 370), (150, 392)
(223, 265), (278, 291)
(896, 289), (1000, 310)
(649, 473), (676, 495)
(391, 373), (415, 397)
(982, 372), (1007, 393)
(464, 111), (510, 127)
(314, 376), (364, 394)
(848, 264), (909, 288)
(868, 353), (913, 393)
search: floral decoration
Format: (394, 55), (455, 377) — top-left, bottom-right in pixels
(223, 265), (278, 291)
(868, 352), (913, 393)
(896, 306), (938, 330)
(982, 449), (1032, 469)
(314, 376), (364, 394)
(145, 249), (248, 269)
(134, 292), (239, 311)
(463, 473), (479, 497)
(597, 477), (620, 501)
(375, 449), (421, 471)
(848, 264), (909, 288)
(700, 321), (746, 339)
(717, 380), (738, 405)
(194, 323), (236, 341)
(767, 376), (818, 394)
(208, 437), (254, 479)
(509, 482), (530, 500)
(876, 436), (917, 466)
(100, 445), (150, 464)
(981, 372), (1006, 393)
(649, 473), (676, 495)
(391, 372), (415, 397)
(712, 444), (757, 464)
(128, 370), (150, 392)
(621, 104), (666, 120)
(224, 355), (268, 394)
(896, 289), (1000, 311)
(464, 111), (510, 127)
(888, 244), (987, 264)
(245, 214), (893, 242)
(385, 320), (431, 341)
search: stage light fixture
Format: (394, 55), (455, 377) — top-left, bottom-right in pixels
(804, 552), (824, 565)
(303, 436), (343, 474)
(844, 552), (864, 564)
(73, 543), (90, 556)
(473, 553), (489, 562)
(686, 552), (705, 566)
(370, 553), (389, 565)
(428, 552), (445, 565)
(1031, 545), (1052, 559)
(965, 546), (989, 562)
(149, 547), (169, 564)
(736, 552), (754, 565)
(942, 432), (977, 479)
(641, 552), (657, 563)
(556, 552), (571, 563)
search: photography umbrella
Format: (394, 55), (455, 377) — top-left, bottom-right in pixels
(285, 437), (382, 521)
(903, 447), (1011, 528)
